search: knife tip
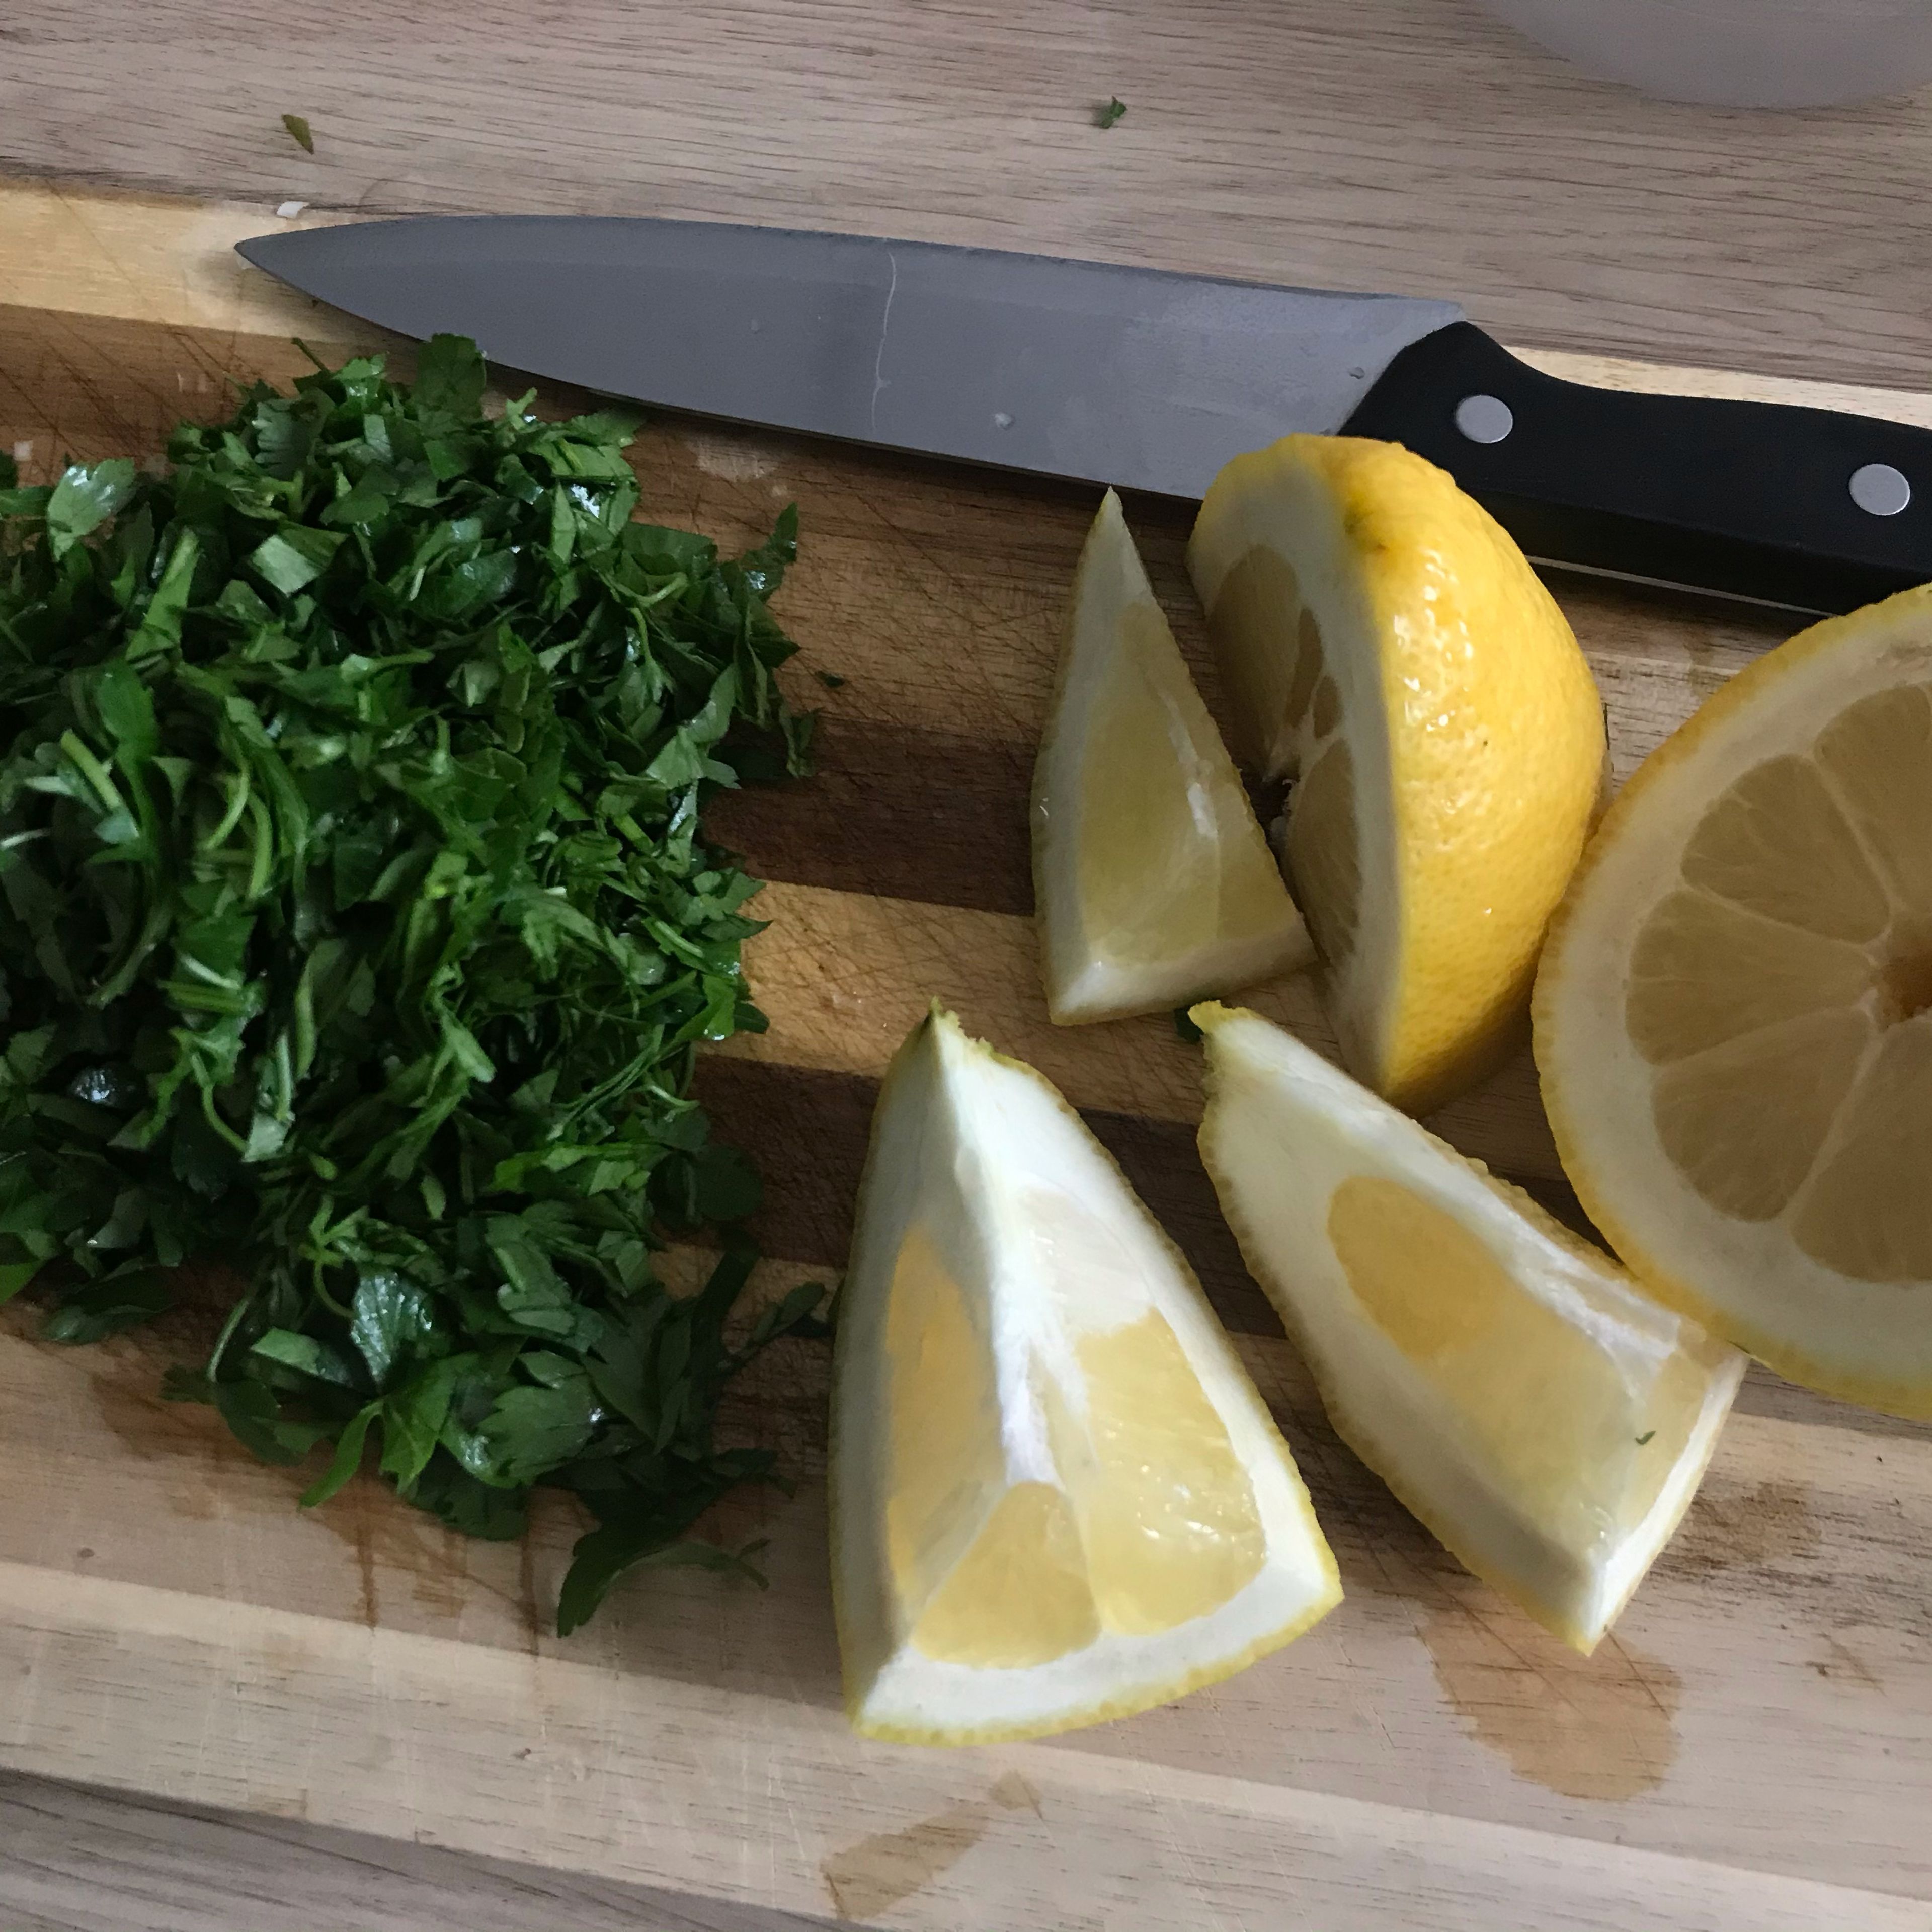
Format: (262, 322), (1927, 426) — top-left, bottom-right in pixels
(235, 229), (310, 274)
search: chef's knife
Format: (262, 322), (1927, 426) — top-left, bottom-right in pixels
(238, 216), (1932, 615)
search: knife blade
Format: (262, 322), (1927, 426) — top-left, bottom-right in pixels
(238, 216), (1932, 614)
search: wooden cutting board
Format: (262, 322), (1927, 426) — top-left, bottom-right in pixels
(2, 178), (1931, 1930)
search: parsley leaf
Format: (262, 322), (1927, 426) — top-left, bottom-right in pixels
(1096, 97), (1128, 129)
(46, 461), (137, 560)
(0, 339), (829, 1631)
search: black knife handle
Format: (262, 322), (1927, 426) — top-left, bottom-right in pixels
(1342, 322), (1932, 614)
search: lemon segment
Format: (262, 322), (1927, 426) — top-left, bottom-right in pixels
(1193, 1002), (1741, 1652)
(1059, 1309), (1268, 1631)
(1536, 586), (1932, 1414)
(1188, 436), (1605, 1112)
(832, 1006), (1340, 1744)
(1032, 489), (1312, 1025)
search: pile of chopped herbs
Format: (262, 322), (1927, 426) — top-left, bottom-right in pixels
(0, 337), (826, 1634)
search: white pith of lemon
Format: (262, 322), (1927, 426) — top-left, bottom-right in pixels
(1032, 489), (1311, 1024)
(1536, 585), (1932, 1416)
(1194, 1001), (1742, 1652)
(1187, 435), (1605, 1112)
(830, 1006), (1340, 1744)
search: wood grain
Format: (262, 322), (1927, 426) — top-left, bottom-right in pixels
(5, 175), (1932, 1926)
(13, 1551), (1932, 1932)
(4, 1285), (1932, 1926)
(7, 0), (1932, 397)
(0, 1773), (832, 1932)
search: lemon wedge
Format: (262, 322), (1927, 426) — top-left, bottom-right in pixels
(831, 1005), (1340, 1744)
(1031, 489), (1312, 1024)
(1187, 436), (1605, 1111)
(1193, 1001), (1741, 1652)
(1536, 586), (1932, 1415)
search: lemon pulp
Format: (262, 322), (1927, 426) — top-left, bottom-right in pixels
(1625, 681), (1932, 1279)
(1032, 489), (1310, 1026)
(885, 1219), (1266, 1665)
(1195, 1000), (1740, 1650)
(1535, 586), (1932, 1413)
(832, 1006), (1340, 1743)
(1328, 1178), (1702, 1551)
(1188, 435), (1604, 1111)
(1076, 603), (1292, 971)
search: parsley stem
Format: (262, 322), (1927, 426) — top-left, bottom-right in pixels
(205, 1293), (254, 1383)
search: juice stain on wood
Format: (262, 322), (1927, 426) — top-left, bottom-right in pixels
(306, 1475), (490, 1628)
(1420, 1606), (1682, 1801)
(821, 1772), (1039, 1921)
(64, 1318), (255, 1525)
(1670, 1478), (1821, 1571)
(1813, 1633), (1883, 1691)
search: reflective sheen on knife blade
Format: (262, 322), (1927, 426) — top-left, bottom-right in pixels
(238, 217), (1460, 502)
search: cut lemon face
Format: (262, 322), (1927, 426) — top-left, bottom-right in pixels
(1193, 1002), (1741, 1652)
(1031, 489), (1312, 1024)
(1187, 436), (1605, 1111)
(831, 1005), (1340, 1744)
(1536, 586), (1932, 1415)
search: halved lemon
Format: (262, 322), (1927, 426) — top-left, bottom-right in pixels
(831, 1005), (1340, 1744)
(1194, 1002), (1741, 1652)
(1187, 436), (1605, 1112)
(1031, 488), (1312, 1024)
(1536, 586), (1932, 1415)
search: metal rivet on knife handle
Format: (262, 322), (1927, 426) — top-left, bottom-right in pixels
(1850, 463), (1912, 518)
(1454, 393), (1515, 445)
